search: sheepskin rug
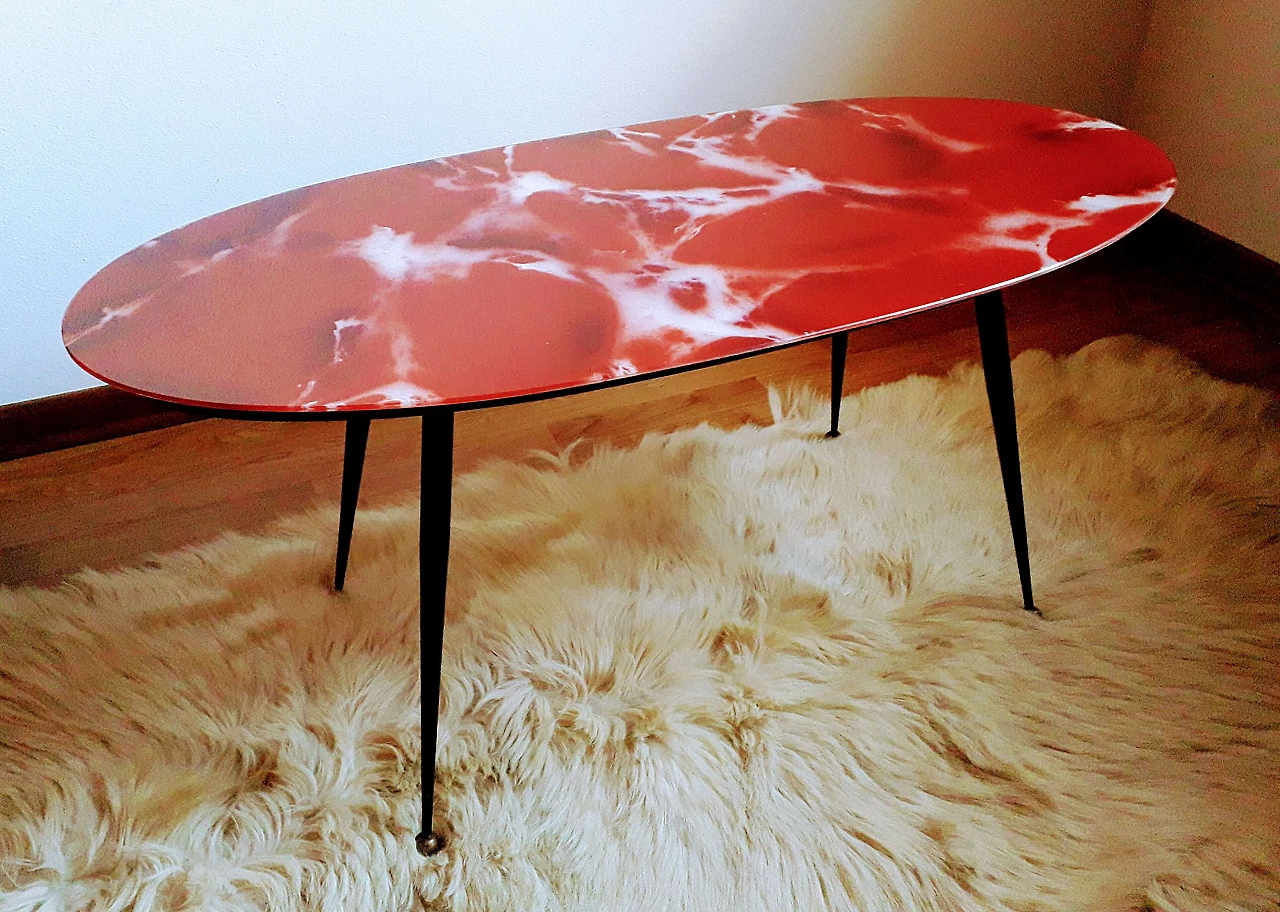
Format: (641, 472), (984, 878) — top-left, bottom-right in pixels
(2, 336), (1279, 912)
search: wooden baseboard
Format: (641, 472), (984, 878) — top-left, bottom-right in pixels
(1129, 211), (1280, 322)
(4, 210), (1276, 464)
(0, 386), (201, 463)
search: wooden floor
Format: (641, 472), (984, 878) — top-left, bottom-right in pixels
(3, 214), (1278, 588)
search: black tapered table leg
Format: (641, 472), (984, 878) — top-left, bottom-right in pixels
(334, 416), (371, 591)
(417, 408), (454, 857)
(974, 291), (1037, 614)
(827, 331), (849, 438)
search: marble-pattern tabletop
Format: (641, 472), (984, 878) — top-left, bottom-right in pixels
(63, 97), (1176, 412)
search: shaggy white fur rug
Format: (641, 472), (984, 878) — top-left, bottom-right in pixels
(2, 336), (1279, 912)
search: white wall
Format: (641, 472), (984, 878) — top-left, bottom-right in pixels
(1, 0), (1153, 405)
(1123, 0), (1280, 262)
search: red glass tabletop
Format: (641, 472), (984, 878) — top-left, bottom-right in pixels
(63, 97), (1175, 413)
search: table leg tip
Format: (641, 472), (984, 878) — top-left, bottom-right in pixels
(825, 430), (841, 439)
(416, 831), (445, 856)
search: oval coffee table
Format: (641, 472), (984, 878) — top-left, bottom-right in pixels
(63, 97), (1176, 856)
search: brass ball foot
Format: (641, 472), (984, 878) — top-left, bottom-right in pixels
(416, 831), (444, 856)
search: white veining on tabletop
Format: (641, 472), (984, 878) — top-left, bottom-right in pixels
(66, 101), (1176, 410)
